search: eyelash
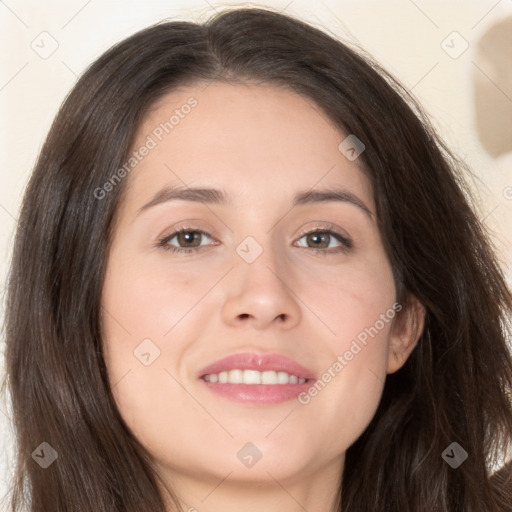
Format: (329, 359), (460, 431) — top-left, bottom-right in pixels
(156, 224), (353, 256)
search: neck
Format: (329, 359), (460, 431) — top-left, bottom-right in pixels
(157, 456), (344, 512)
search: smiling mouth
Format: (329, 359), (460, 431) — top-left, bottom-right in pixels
(202, 369), (309, 385)
(197, 351), (316, 403)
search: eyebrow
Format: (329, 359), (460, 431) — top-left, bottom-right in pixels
(135, 185), (375, 219)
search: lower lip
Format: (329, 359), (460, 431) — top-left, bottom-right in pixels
(201, 380), (313, 404)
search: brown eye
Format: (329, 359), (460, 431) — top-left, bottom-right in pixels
(295, 228), (353, 255)
(304, 232), (331, 249)
(158, 228), (214, 254)
(174, 230), (204, 248)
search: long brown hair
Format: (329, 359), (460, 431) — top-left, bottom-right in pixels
(2, 6), (512, 511)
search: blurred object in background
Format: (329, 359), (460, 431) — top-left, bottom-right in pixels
(473, 16), (512, 159)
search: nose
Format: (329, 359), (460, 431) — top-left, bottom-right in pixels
(220, 241), (302, 330)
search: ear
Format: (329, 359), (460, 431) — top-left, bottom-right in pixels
(387, 295), (426, 374)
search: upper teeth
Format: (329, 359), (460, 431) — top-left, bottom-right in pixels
(203, 370), (307, 385)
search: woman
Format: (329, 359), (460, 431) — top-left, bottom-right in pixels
(2, 6), (511, 512)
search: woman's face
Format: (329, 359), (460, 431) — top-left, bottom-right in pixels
(101, 82), (423, 504)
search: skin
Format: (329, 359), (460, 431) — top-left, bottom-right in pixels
(101, 82), (425, 512)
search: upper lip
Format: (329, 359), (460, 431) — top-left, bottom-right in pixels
(198, 352), (317, 380)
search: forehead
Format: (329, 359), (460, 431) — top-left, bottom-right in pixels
(122, 81), (374, 213)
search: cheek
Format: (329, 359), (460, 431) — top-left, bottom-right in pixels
(102, 239), (396, 380)
(100, 238), (397, 467)
(294, 254), (396, 436)
(301, 248), (397, 348)
(100, 257), (208, 448)
(100, 250), (192, 388)
(101, 249), (218, 351)
(297, 308), (393, 456)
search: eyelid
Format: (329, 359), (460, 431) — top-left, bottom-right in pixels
(156, 221), (215, 243)
(156, 225), (216, 250)
(156, 222), (353, 254)
(296, 222), (352, 244)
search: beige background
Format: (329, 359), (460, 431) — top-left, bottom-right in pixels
(1, 0), (511, 507)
